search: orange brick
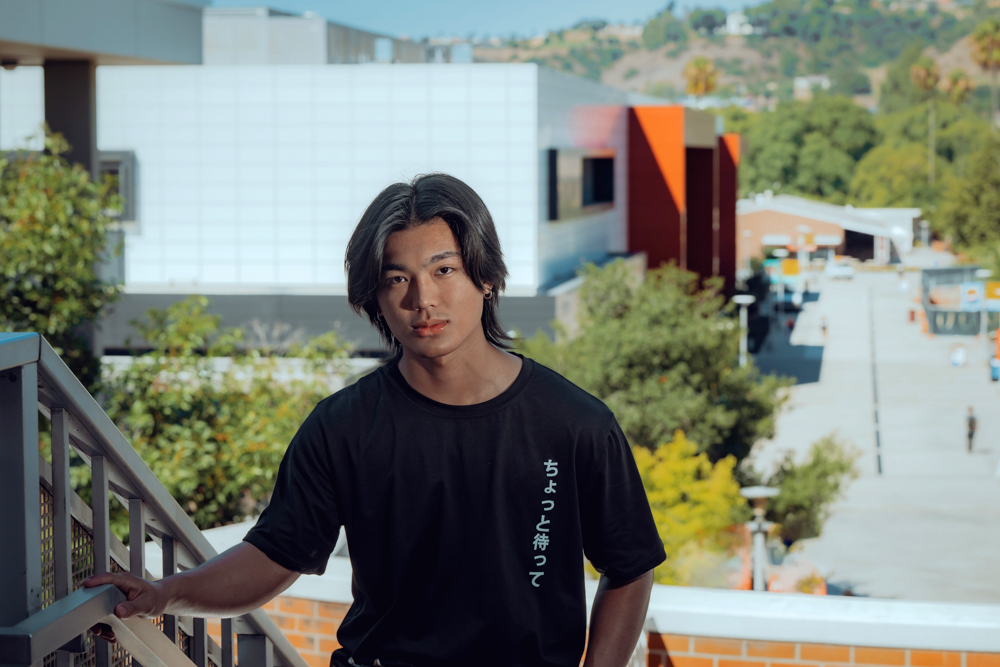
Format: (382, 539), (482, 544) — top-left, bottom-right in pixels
(801, 644), (852, 663)
(719, 660), (766, 667)
(278, 597), (315, 616)
(650, 634), (692, 653)
(694, 637), (744, 656)
(262, 600), (278, 611)
(910, 651), (965, 667)
(747, 641), (796, 659)
(667, 657), (713, 667)
(318, 602), (349, 620)
(269, 613), (296, 630)
(320, 639), (342, 653)
(969, 653), (1000, 667)
(855, 647), (906, 666)
(298, 618), (338, 636)
(285, 633), (316, 651)
(303, 653), (329, 667)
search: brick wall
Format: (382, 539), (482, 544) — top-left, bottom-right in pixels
(648, 634), (1000, 667)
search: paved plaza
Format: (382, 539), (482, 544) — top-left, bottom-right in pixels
(750, 271), (1000, 603)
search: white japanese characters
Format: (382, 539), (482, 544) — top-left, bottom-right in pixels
(530, 459), (559, 588)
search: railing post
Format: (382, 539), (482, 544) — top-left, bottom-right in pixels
(161, 536), (177, 645)
(92, 456), (112, 667)
(52, 408), (84, 666)
(221, 618), (235, 667)
(192, 617), (208, 667)
(238, 635), (273, 667)
(129, 498), (145, 667)
(0, 363), (41, 628)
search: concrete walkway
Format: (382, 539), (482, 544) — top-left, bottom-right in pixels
(750, 271), (1000, 603)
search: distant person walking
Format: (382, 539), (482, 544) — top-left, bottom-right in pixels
(967, 407), (977, 453)
(820, 316), (828, 341)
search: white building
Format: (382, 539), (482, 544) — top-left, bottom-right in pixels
(0, 62), (642, 352)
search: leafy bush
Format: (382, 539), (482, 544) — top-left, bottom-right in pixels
(0, 133), (121, 390)
(764, 434), (860, 544)
(633, 430), (746, 585)
(519, 260), (790, 462)
(643, 5), (689, 50)
(939, 136), (1000, 250)
(96, 296), (352, 530)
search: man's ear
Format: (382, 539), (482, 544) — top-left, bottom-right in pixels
(482, 282), (494, 297)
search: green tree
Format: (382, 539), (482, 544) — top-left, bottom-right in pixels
(939, 135), (1000, 249)
(99, 296), (352, 529)
(972, 18), (1000, 131)
(518, 260), (790, 463)
(879, 42), (928, 113)
(633, 430), (746, 584)
(643, 4), (689, 50)
(739, 96), (878, 202)
(910, 56), (941, 184)
(942, 69), (975, 106)
(764, 435), (860, 544)
(688, 8), (726, 36)
(0, 133), (122, 390)
(849, 143), (945, 210)
(684, 56), (718, 96)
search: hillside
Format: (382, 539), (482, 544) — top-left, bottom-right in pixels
(473, 0), (1000, 108)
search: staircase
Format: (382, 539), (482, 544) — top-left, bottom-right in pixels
(0, 333), (307, 667)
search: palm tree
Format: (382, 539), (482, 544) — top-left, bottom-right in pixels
(942, 69), (975, 106)
(972, 18), (1000, 132)
(910, 56), (940, 185)
(684, 57), (718, 97)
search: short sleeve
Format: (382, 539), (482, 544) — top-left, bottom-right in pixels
(580, 418), (665, 582)
(244, 409), (341, 575)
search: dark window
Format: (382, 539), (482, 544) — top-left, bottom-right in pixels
(547, 149), (559, 221)
(583, 157), (614, 206)
(99, 151), (138, 223)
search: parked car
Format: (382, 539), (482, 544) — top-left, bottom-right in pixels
(825, 256), (855, 280)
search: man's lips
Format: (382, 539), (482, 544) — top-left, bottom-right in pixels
(412, 320), (448, 336)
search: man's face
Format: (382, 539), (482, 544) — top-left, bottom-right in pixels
(377, 218), (490, 360)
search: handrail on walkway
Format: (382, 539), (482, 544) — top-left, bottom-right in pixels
(0, 332), (308, 667)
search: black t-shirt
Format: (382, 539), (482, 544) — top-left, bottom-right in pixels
(244, 356), (665, 667)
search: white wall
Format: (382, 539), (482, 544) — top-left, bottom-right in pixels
(96, 64), (540, 295)
(0, 66), (45, 151)
(536, 68), (629, 287)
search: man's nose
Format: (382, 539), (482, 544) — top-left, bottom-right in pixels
(407, 276), (437, 311)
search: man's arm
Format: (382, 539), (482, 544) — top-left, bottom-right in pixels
(83, 542), (298, 642)
(583, 569), (654, 667)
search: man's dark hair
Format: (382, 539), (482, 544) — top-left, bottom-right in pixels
(345, 173), (511, 352)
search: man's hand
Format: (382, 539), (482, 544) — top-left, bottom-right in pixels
(79, 542), (299, 644)
(82, 572), (167, 642)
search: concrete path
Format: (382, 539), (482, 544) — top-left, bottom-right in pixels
(750, 272), (1000, 603)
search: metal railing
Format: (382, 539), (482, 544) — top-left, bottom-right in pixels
(0, 333), (308, 667)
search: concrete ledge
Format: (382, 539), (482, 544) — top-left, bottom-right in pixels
(645, 585), (1000, 652)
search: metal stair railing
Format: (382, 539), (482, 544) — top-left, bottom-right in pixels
(0, 332), (309, 667)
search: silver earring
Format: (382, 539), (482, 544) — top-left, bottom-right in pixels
(484, 290), (493, 300)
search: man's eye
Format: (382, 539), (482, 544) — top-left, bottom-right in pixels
(438, 266), (454, 275)
(385, 276), (405, 285)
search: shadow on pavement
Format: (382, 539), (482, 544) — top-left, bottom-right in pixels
(752, 310), (825, 385)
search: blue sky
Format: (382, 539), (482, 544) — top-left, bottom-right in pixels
(209, 0), (752, 39)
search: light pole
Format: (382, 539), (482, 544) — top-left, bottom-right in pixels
(734, 294), (757, 367)
(740, 485), (780, 592)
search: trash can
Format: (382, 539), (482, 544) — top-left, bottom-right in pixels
(991, 357), (1000, 382)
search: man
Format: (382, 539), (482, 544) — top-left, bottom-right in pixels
(967, 406), (977, 453)
(85, 174), (665, 667)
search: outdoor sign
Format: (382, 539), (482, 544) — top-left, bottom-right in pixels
(781, 258), (800, 276)
(960, 281), (985, 312)
(986, 281), (1000, 312)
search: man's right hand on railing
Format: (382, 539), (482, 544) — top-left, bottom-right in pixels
(82, 542), (300, 643)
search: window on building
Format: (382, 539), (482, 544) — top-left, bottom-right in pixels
(547, 149), (615, 221)
(98, 151), (138, 224)
(583, 157), (614, 206)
